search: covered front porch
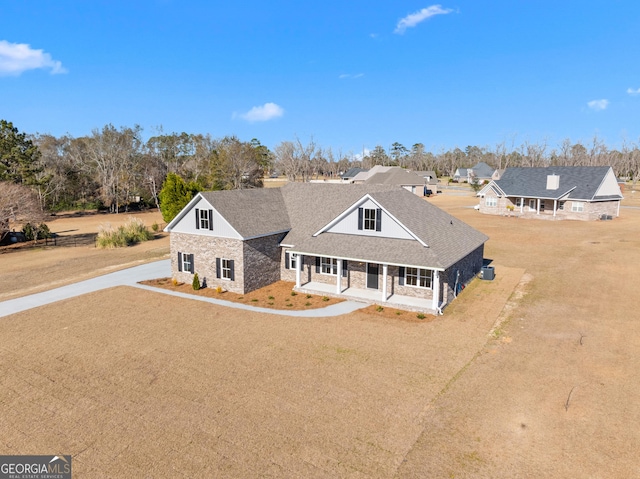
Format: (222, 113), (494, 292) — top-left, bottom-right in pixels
(294, 281), (441, 314)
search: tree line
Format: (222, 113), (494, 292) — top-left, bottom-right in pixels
(2, 119), (640, 232)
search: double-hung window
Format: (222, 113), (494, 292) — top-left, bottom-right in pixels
(405, 267), (432, 289)
(363, 209), (377, 230)
(321, 257), (338, 275)
(221, 259), (232, 279)
(199, 209), (210, 229)
(178, 252), (194, 274)
(571, 201), (584, 212)
(485, 197), (497, 207)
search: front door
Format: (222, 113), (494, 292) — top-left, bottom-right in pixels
(367, 263), (379, 289)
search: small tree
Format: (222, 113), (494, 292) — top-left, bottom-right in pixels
(158, 172), (200, 223)
(192, 272), (200, 290)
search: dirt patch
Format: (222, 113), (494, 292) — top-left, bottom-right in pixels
(140, 278), (344, 310)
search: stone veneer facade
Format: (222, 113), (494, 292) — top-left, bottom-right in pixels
(171, 232), (282, 294)
(479, 189), (620, 221)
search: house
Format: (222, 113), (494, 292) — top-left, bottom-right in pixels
(363, 167), (427, 196)
(340, 167), (365, 183)
(453, 162), (494, 183)
(412, 170), (439, 194)
(477, 166), (623, 220)
(165, 183), (488, 314)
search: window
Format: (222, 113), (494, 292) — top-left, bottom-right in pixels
(515, 198), (522, 207)
(221, 259), (232, 280)
(321, 257), (338, 275)
(571, 201), (584, 212)
(558, 201), (565, 210)
(216, 257), (234, 281)
(285, 251), (297, 270)
(178, 252), (194, 274)
(195, 208), (213, 230)
(364, 208), (377, 230)
(358, 207), (382, 231)
(199, 209), (209, 229)
(485, 197), (497, 207)
(405, 267), (432, 289)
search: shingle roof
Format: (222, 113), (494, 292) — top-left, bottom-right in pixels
(281, 183), (487, 269)
(175, 183), (488, 270)
(471, 162), (495, 179)
(494, 166), (620, 200)
(364, 168), (425, 186)
(199, 188), (290, 238)
(340, 167), (365, 179)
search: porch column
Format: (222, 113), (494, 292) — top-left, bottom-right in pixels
(520, 197), (524, 213)
(382, 264), (388, 302)
(295, 254), (301, 288)
(553, 199), (557, 217)
(336, 258), (342, 294)
(537, 199), (541, 214)
(432, 270), (440, 312)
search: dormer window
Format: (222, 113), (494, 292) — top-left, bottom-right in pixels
(195, 208), (213, 230)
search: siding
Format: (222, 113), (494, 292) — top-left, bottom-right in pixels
(170, 197), (242, 239)
(325, 198), (414, 239)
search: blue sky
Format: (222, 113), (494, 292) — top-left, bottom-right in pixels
(2, 1), (640, 155)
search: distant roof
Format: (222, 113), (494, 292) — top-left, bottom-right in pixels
(364, 167), (425, 187)
(471, 162), (495, 179)
(494, 166), (621, 201)
(412, 171), (438, 184)
(340, 167), (365, 179)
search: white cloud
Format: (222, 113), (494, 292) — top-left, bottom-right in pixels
(237, 102), (284, 122)
(0, 40), (67, 76)
(587, 99), (609, 111)
(339, 73), (364, 79)
(627, 87), (640, 96)
(394, 5), (453, 34)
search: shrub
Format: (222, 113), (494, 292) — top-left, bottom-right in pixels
(22, 223), (51, 241)
(172, 277), (179, 286)
(322, 296), (330, 302)
(216, 285), (223, 293)
(376, 306), (384, 312)
(306, 294), (312, 299)
(192, 273), (200, 290)
(151, 222), (160, 232)
(417, 313), (426, 320)
(290, 291), (297, 296)
(96, 217), (153, 248)
(305, 302), (311, 306)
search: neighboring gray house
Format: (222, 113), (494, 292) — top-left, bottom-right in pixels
(165, 183), (488, 313)
(453, 162), (494, 183)
(340, 167), (365, 183)
(477, 166), (623, 220)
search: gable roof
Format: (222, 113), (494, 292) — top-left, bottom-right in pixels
(340, 167), (365, 179)
(364, 167), (425, 187)
(494, 166), (622, 201)
(281, 183), (488, 269)
(165, 188), (290, 239)
(168, 183), (488, 270)
(470, 162), (495, 179)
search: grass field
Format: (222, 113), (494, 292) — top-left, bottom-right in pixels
(1, 191), (639, 477)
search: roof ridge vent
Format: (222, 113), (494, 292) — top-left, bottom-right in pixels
(546, 174), (560, 190)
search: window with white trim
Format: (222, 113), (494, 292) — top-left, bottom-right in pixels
(515, 198), (522, 207)
(321, 257), (338, 275)
(182, 253), (193, 273)
(221, 258), (232, 280)
(405, 267), (432, 289)
(571, 201), (584, 212)
(289, 253), (297, 270)
(485, 197), (497, 207)
(199, 209), (210, 229)
(363, 208), (377, 230)
(558, 201), (565, 210)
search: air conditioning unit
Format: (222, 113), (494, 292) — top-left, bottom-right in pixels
(481, 266), (495, 280)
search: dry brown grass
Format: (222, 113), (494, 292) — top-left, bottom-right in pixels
(1, 191), (640, 477)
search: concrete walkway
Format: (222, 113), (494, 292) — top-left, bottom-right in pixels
(0, 260), (368, 319)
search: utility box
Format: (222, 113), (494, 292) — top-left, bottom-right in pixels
(481, 266), (495, 280)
